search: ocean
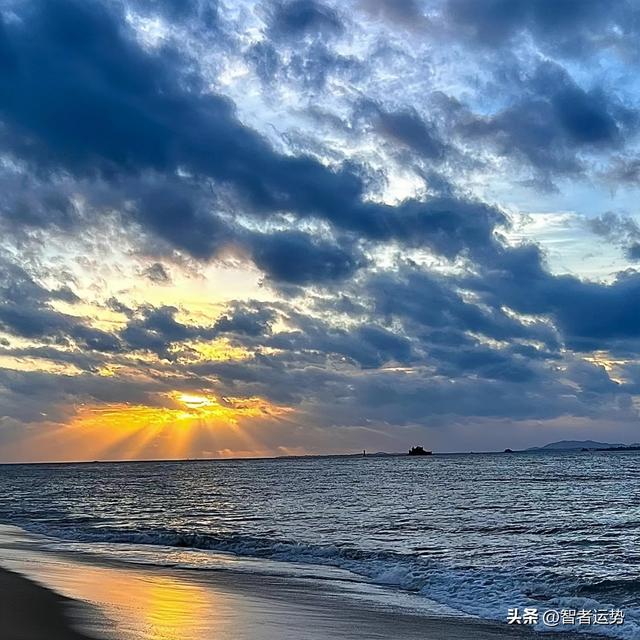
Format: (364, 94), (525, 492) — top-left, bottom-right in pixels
(1, 451), (638, 638)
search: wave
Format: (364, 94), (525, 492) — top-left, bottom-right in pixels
(578, 578), (640, 604)
(8, 520), (640, 639)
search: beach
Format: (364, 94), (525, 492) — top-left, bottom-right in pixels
(0, 567), (93, 640)
(0, 524), (605, 640)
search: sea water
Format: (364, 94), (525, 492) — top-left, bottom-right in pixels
(1, 451), (639, 637)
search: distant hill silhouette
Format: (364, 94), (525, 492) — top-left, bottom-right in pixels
(527, 440), (626, 451)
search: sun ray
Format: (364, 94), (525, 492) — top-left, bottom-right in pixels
(12, 392), (295, 461)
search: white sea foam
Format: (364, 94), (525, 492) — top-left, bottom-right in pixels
(33, 526), (640, 639)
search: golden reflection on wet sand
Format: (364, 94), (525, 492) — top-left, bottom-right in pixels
(0, 550), (238, 640)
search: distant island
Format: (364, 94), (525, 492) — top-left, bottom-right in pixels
(525, 440), (638, 451)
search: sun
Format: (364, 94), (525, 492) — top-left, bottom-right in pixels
(176, 393), (216, 409)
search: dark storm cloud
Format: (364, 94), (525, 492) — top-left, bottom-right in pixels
(246, 41), (281, 84)
(196, 291), (548, 385)
(427, 343), (537, 383)
(246, 34), (360, 90)
(0, 294), (121, 352)
(355, 196), (505, 258)
(604, 157), (640, 186)
(470, 244), (640, 351)
(69, 325), (122, 353)
(361, 102), (445, 161)
(134, 0), (219, 24)
(249, 231), (365, 285)
(286, 42), (360, 90)
(0, 0), (503, 274)
(345, 359), (630, 425)
(588, 212), (640, 241)
(88, 176), (364, 285)
(120, 306), (202, 355)
(458, 62), (637, 182)
(213, 303), (276, 337)
(628, 244), (640, 261)
(0, 345), (104, 373)
(0, 173), (80, 234)
(189, 346), (629, 427)
(0, 303), (75, 341)
(118, 301), (276, 356)
(268, 319), (413, 369)
(0, 259), (78, 306)
(187, 351), (347, 404)
(0, 258), (83, 340)
(366, 265), (559, 348)
(131, 184), (232, 261)
(106, 297), (134, 317)
(0, 287), (632, 433)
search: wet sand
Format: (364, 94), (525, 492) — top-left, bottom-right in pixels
(0, 525), (603, 640)
(0, 567), (94, 640)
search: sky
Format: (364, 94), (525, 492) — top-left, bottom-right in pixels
(1, 0), (640, 462)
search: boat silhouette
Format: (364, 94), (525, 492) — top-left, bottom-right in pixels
(408, 446), (432, 456)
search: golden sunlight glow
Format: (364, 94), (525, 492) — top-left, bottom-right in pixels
(174, 338), (252, 363)
(76, 392), (290, 429)
(177, 393), (216, 409)
(583, 352), (629, 384)
(49, 300), (127, 332)
(7, 392), (296, 462)
(0, 355), (83, 376)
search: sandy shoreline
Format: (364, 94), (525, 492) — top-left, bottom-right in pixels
(0, 525), (604, 640)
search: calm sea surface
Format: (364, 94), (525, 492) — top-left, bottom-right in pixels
(1, 452), (639, 637)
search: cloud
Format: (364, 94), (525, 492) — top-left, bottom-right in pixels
(443, 0), (638, 58)
(267, 0), (344, 40)
(1, 0), (640, 457)
(120, 305), (203, 356)
(358, 0), (429, 28)
(604, 157), (640, 186)
(0, 0), (504, 269)
(457, 62), (637, 184)
(628, 243), (640, 261)
(0, 257), (92, 343)
(587, 212), (640, 261)
(0, 367), (168, 423)
(469, 243), (640, 352)
(364, 101), (445, 160)
(366, 264), (559, 348)
(144, 262), (171, 284)
(133, 0), (219, 24)
(213, 303), (276, 337)
(267, 318), (413, 369)
(246, 40), (281, 84)
(249, 231), (365, 285)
